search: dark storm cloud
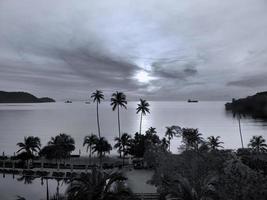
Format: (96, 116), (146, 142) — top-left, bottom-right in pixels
(1, 0), (267, 100)
(151, 61), (198, 80)
(227, 74), (267, 88)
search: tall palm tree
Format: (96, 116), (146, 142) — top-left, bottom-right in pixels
(233, 112), (245, 148)
(92, 137), (112, 167)
(111, 91), (127, 157)
(248, 135), (267, 154)
(66, 168), (130, 200)
(136, 99), (150, 134)
(83, 134), (98, 159)
(91, 90), (104, 138)
(207, 136), (224, 150)
(114, 133), (132, 165)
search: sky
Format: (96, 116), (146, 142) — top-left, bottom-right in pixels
(0, 0), (267, 101)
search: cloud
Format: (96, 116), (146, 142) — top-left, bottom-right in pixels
(0, 0), (267, 100)
(227, 74), (267, 88)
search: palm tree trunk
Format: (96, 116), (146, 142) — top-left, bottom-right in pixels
(97, 102), (101, 138)
(100, 152), (103, 169)
(139, 113), (143, 134)
(118, 106), (121, 138)
(117, 107), (121, 158)
(169, 138), (171, 152)
(122, 146), (125, 166)
(46, 178), (49, 200)
(89, 146), (92, 165)
(238, 115), (244, 148)
(56, 180), (59, 200)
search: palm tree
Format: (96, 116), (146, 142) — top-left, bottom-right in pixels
(161, 173), (218, 200)
(207, 136), (224, 150)
(165, 126), (182, 151)
(248, 135), (267, 154)
(40, 133), (75, 170)
(161, 137), (169, 151)
(83, 134), (98, 159)
(114, 133), (132, 165)
(66, 168), (130, 200)
(17, 136), (41, 156)
(111, 91), (127, 157)
(17, 136), (41, 168)
(145, 127), (161, 146)
(233, 112), (245, 148)
(165, 127), (173, 152)
(91, 90), (104, 138)
(136, 99), (150, 134)
(181, 128), (203, 151)
(92, 137), (112, 167)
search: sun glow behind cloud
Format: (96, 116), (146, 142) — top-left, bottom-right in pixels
(133, 70), (157, 84)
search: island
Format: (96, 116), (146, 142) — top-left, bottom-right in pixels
(0, 91), (55, 103)
(225, 91), (267, 118)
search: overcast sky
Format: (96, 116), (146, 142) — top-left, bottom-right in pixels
(0, 0), (267, 101)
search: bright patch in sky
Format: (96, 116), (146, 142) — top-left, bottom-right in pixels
(134, 70), (156, 83)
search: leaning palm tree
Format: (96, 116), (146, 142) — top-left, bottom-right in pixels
(91, 90), (104, 138)
(248, 135), (267, 154)
(66, 168), (130, 200)
(136, 99), (150, 134)
(207, 136), (224, 150)
(114, 133), (132, 165)
(111, 91), (127, 157)
(83, 134), (98, 159)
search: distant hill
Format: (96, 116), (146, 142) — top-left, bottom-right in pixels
(0, 91), (55, 103)
(225, 92), (267, 118)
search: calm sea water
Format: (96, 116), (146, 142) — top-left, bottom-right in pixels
(0, 101), (267, 155)
(0, 101), (267, 199)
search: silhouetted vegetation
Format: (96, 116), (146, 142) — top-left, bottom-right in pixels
(91, 90), (104, 138)
(40, 133), (75, 161)
(3, 90), (267, 200)
(0, 91), (55, 103)
(16, 136), (41, 168)
(83, 134), (98, 159)
(225, 91), (267, 118)
(136, 99), (150, 134)
(146, 131), (267, 200)
(66, 168), (133, 200)
(111, 91), (127, 158)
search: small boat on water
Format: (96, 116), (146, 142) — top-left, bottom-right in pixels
(188, 99), (199, 103)
(64, 100), (72, 103)
(85, 101), (91, 104)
